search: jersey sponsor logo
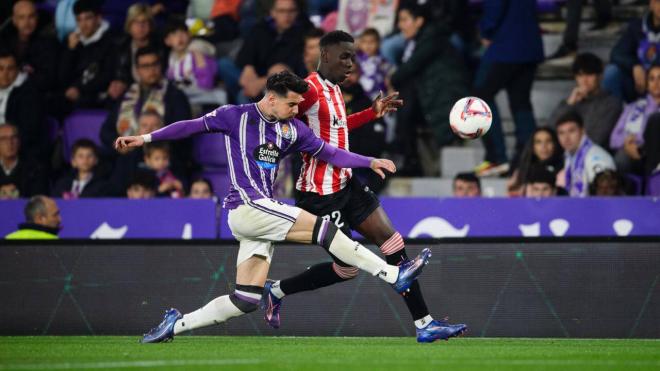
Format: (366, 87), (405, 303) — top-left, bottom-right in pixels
(331, 116), (346, 128)
(254, 142), (281, 169)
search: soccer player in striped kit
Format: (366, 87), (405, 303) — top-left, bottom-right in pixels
(115, 71), (431, 343)
(262, 31), (467, 342)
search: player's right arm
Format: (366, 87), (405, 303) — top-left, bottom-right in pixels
(114, 107), (233, 150)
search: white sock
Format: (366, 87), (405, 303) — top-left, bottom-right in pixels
(173, 295), (244, 335)
(270, 280), (286, 299)
(415, 315), (434, 329)
(328, 231), (399, 284)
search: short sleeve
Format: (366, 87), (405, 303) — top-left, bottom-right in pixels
(287, 118), (325, 156)
(202, 106), (234, 135)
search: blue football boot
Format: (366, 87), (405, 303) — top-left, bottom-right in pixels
(260, 280), (282, 329)
(416, 319), (467, 343)
(140, 308), (182, 343)
(391, 248), (432, 294)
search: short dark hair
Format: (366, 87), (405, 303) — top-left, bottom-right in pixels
(24, 195), (48, 223)
(265, 70), (309, 96)
(0, 49), (17, 62)
(71, 138), (98, 158)
(572, 53), (603, 75)
(73, 0), (102, 16)
(127, 170), (157, 191)
(453, 172), (481, 190)
(191, 177), (214, 194)
(135, 46), (161, 65)
(555, 110), (584, 129)
(525, 164), (556, 187)
(360, 28), (381, 42)
(320, 30), (354, 50)
(164, 19), (188, 36)
(144, 142), (170, 158)
(399, 0), (426, 20)
(305, 27), (325, 42)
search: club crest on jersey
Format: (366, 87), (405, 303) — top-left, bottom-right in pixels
(254, 142), (281, 169)
(280, 123), (292, 140)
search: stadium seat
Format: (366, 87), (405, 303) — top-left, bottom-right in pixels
(193, 132), (228, 168)
(198, 168), (231, 200)
(646, 172), (660, 197)
(62, 109), (108, 161)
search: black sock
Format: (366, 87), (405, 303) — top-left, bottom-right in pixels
(279, 262), (349, 295)
(385, 249), (430, 321)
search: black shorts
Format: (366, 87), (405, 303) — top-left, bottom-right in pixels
(294, 177), (381, 238)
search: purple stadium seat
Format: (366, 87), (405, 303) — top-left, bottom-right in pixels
(646, 172), (660, 197)
(193, 133), (228, 167)
(198, 168), (231, 200)
(625, 174), (643, 196)
(62, 109), (108, 161)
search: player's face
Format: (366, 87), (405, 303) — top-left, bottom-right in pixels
(525, 182), (555, 198)
(12, 1), (38, 38)
(533, 130), (554, 162)
(190, 181), (212, 199)
(0, 126), (19, 158)
(453, 180), (480, 197)
(76, 11), (101, 39)
(129, 14), (151, 42)
(0, 57), (19, 89)
(557, 122), (584, 154)
(136, 54), (162, 86)
(270, 91), (303, 120)
(321, 42), (355, 84)
(398, 9), (424, 40)
(647, 67), (660, 98)
(71, 147), (97, 173)
(575, 72), (599, 95)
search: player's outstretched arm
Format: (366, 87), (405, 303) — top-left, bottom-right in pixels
(314, 144), (396, 179)
(114, 117), (208, 151)
(346, 91), (403, 131)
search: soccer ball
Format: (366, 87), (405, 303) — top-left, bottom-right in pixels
(449, 97), (492, 139)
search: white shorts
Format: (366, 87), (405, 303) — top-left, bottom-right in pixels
(227, 198), (302, 266)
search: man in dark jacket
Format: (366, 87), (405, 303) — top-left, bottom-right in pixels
(0, 124), (47, 197)
(0, 51), (45, 160)
(604, 0), (660, 102)
(0, 0), (60, 92)
(58, 0), (115, 111)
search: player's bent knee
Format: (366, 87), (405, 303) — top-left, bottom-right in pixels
(229, 284), (263, 313)
(312, 217), (339, 250)
(332, 262), (359, 280)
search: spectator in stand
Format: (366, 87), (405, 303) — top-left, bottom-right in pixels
(0, 178), (20, 200)
(639, 112), (660, 176)
(0, 50), (46, 160)
(189, 178), (214, 199)
(108, 3), (164, 102)
(508, 127), (564, 197)
(101, 46), (191, 151)
(0, 124), (47, 197)
(590, 169), (626, 196)
(58, 0), (115, 112)
(390, 1), (468, 176)
(556, 111), (616, 197)
(5, 196), (61, 239)
(356, 28), (391, 100)
(523, 164), (558, 198)
(143, 142), (185, 198)
(604, 0), (660, 102)
(548, 53), (622, 149)
(235, 0), (312, 101)
(52, 139), (108, 199)
(303, 27), (324, 76)
(0, 0), (60, 92)
(473, 0), (544, 177)
(164, 20), (218, 94)
(452, 172), (481, 197)
(610, 63), (660, 174)
(126, 170), (158, 199)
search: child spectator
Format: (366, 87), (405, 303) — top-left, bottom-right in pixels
(126, 170), (157, 199)
(143, 142), (184, 198)
(164, 20), (217, 92)
(452, 172), (481, 197)
(0, 178), (19, 199)
(356, 28), (391, 100)
(189, 178), (213, 199)
(590, 169), (626, 196)
(52, 139), (108, 199)
(523, 164), (557, 198)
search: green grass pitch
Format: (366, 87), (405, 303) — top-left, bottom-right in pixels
(1, 336), (659, 370)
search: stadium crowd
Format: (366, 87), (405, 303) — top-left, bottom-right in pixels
(0, 0), (659, 203)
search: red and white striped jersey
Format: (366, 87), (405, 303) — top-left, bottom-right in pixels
(295, 72), (376, 195)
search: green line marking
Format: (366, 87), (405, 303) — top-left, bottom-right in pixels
(629, 274), (659, 338)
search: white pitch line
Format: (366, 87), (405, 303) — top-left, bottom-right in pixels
(0, 359), (261, 370)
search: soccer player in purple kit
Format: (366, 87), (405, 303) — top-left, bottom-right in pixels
(114, 71), (431, 343)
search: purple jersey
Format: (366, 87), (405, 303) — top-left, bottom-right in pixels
(202, 104), (325, 209)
